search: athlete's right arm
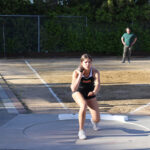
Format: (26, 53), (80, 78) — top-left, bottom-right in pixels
(70, 70), (82, 92)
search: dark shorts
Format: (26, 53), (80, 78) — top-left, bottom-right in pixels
(72, 91), (96, 100)
(82, 94), (96, 100)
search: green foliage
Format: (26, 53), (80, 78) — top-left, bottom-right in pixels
(41, 17), (85, 53)
(0, 0), (31, 14)
(0, 16), (37, 55)
(0, 0), (150, 56)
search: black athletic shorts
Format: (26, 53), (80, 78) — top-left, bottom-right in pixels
(72, 90), (96, 100)
(80, 91), (96, 100)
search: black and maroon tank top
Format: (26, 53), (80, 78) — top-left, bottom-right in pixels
(78, 68), (95, 93)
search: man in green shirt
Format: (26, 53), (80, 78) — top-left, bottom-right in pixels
(121, 27), (137, 63)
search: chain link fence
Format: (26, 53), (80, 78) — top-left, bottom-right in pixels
(1, 15), (149, 57)
(0, 15), (87, 57)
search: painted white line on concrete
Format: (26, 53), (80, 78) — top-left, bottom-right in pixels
(125, 121), (150, 131)
(130, 102), (150, 114)
(0, 85), (18, 114)
(58, 113), (128, 123)
(24, 60), (67, 109)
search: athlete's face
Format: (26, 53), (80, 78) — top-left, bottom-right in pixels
(81, 58), (92, 70)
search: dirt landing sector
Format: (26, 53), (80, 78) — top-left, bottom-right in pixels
(0, 58), (150, 115)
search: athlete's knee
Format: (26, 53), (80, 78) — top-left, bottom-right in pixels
(92, 115), (100, 123)
(93, 118), (100, 123)
(80, 103), (87, 112)
(96, 117), (100, 123)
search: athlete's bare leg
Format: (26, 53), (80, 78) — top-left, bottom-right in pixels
(72, 92), (87, 130)
(87, 97), (100, 123)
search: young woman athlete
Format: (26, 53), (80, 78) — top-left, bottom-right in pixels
(71, 54), (100, 140)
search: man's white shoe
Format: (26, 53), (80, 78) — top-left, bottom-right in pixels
(90, 118), (100, 131)
(78, 130), (87, 140)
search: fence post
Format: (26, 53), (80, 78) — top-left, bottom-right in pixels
(38, 15), (40, 53)
(3, 23), (6, 57)
(85, 16), (88, 27)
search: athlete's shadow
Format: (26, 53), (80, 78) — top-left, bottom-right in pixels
(105, 127), (150, 135)
(87, 127), (150, 140)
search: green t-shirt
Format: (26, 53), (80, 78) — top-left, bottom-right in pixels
(122, 33), (136, 47)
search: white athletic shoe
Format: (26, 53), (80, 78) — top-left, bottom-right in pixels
(90, 118), (100, 131)
(78, 130), (87, 140)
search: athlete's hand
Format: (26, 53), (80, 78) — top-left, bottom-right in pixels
(76, 68), (84, 76)
(88, 91), (95, 97)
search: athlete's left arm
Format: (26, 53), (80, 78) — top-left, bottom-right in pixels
(88, 69), (100, 97)
(93, 69), (100, 95)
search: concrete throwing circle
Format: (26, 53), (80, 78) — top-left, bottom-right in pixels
(23, 119), (150, 149)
